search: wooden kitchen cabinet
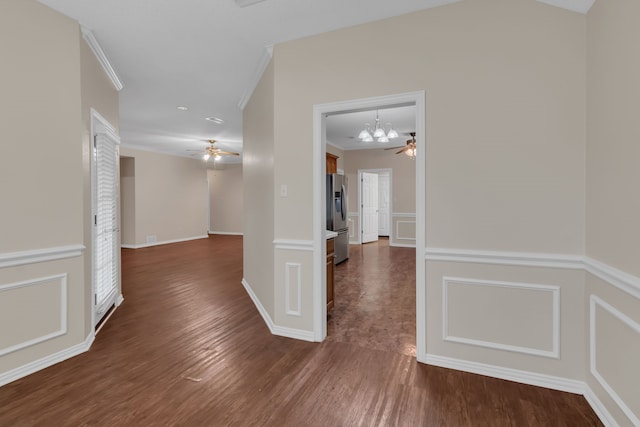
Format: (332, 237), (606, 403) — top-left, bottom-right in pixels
(326, 153), (338, 174)
(326, 237), (335, 312)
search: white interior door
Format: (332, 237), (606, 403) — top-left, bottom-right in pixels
(94, 131), (120, 325)
(378, 174), (390, 236)
(361, 172), (379, 244)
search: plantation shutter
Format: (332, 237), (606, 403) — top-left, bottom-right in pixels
(94, 131), (119, 323)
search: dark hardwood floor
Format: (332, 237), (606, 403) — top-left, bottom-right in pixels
(0, 235), (602, 426)
(327, 238), (416, 357)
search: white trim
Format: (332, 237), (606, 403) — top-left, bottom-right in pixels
(389, 242), (416, 248)
(0, 332), (94, 388)
(241, 278), (314, 342)
(347, 213), (359, 244)
(285, 263), (302, 317)
(0, 274), (68, 357)
(584, 257), (640, 300)
(590, 295), (640, 427)
(422, 248), (640, 299)
(442, 277), (560, 359)
(0, 245), (84, 268)
(425, 247), (584, 270)
(208, 231), (244, 236)
(80, 27), (123, 91)
(273, 239), (314, 252)
(115, 293), (124, 306)
(121, 235), (209, 249)
(425, 353), (584, 395)
(583, 385), (620, 427)
(237, 45), (273, 110)
(392, 212), (417, 218)
(536, 0), (595, 14)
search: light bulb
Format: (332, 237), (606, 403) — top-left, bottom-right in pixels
(203, 153), (211, 161)
(387, 128), (399, 139)
(378, 136), (389, 143)
(214, 155), (222, 160)
(362, 134), (374, 142)
(373, 127), (385, 138)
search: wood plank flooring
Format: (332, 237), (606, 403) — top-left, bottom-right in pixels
(0, 235), (602, 426)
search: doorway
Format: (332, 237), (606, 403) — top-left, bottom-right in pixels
(312, 91), (426, 362)
(91, 109), (123, 329)
(358, 168), (393, 245)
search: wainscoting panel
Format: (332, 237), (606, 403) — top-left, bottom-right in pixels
(391, 212), (416, 248)
(590, 295), (640, 426)
(285, 263), (302, 317)
(0, 274), (67, 357)
(443, 277), (560, 358)
(347, 213), (359, 244)
(273, 240), (315, 334)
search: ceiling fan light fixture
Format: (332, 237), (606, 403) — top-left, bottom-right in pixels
(203, 153), (211, 161)
(214, 154), (222, 161)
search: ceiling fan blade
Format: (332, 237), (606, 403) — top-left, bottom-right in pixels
(384, 146), (405, 150)
(395, 146), (411, 154)
(218, 151), (241, 156)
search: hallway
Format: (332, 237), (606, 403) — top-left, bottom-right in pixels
(0, 235), (601, 426)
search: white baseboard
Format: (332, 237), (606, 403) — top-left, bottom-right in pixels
(0, 332), (94, 388)
(120, 235), (208, 249)
(241, 278), (314, 342)
(208, 231), (243, 236)
(424, 353), (584, 394)
(390, 242), (417, 248)
(583, 385), (619, 427)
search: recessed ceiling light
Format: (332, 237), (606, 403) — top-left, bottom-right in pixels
(176, 106), (188, 111)
(205, 116), (224, 124)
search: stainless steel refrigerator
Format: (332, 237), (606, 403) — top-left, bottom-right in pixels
(326, 173), (349, 264)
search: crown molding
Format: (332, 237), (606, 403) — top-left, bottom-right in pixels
(237, 45), (273, 110)
(80, 26), (124, 92)
(536, 0), (596, 14)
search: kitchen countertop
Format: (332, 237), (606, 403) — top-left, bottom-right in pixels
(326, 230), (338, 239)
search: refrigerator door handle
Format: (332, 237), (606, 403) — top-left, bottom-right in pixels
(341, 184), (346, 221)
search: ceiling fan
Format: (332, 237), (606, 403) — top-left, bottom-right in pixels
(384, 132), (416, 158)
(188, 139), (240, 161)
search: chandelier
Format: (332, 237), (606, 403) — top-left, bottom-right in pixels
(358, 110), (399, 143)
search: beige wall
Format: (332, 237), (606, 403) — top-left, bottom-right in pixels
(586, 1), (640, 425)
(272, 0), (586, 253)
(243, 60), (275, 319)
(118, 147), (208, 246)
(208, 165), (243, 234)
(0, 0), (88, 377)
(343, 149), (415, 215)
(342, 148), (416, 246)
(120, 157), (136, 246)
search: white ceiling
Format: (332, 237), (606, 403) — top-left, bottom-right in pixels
(36, 0), (595, 164)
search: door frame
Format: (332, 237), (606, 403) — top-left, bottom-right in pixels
(90, 108), (123, 330)
(357, 168), (393, 245)
(312, 91), (426, 362)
